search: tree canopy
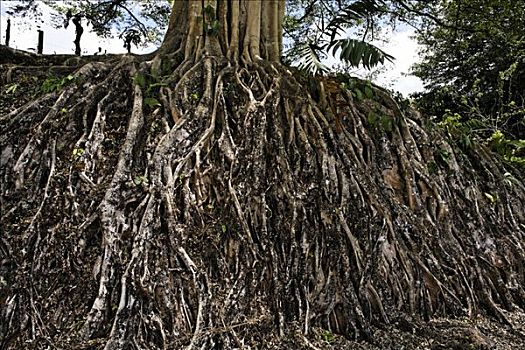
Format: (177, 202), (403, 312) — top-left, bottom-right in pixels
(413, 0), (525, 165)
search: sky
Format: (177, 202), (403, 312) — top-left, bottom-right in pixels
(0, 0), (424, 96)
(368, 28), (425, 96)
(0, 0), (158, 55)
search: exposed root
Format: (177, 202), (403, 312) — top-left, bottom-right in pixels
(1, 53), (524, 349)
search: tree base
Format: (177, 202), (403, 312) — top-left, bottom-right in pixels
(1, 53), (524, 349)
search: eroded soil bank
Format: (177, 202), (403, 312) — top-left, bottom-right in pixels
(1, 47), (524, 349)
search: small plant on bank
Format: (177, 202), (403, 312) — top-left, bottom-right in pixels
(41, 74), (76, 93)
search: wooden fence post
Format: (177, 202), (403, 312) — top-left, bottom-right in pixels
(5, 19), (11, 46)
(37, 29), (43, 54)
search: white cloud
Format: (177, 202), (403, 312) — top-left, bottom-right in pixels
(334, 26), (424, 96)
(374, 27), (424, 96)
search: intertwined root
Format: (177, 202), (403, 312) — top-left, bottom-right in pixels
(1, 55), (524, 349)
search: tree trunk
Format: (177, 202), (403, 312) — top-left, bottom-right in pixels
(72, 15), (84, 56)
(160, 0), (284, 62)
(1, 1), (524, 349)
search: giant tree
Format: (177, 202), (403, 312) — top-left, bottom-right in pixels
(1, 1), (524, 349)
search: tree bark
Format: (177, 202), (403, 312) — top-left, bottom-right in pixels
(160, 0), (284, 62)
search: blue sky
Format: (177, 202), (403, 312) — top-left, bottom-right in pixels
(0, 1), (424, 95)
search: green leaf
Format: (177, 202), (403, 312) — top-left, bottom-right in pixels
(326, 0), (380, 41)
(380, 115), (393, 132)
(144, 97), (161, 108)
(328, 38), (394, 69)
(133, 73), (146, 88)
(148, 82), (167, 89)
(364, 85), (374, 99)
(209, 20), (220, 35)
(5, 83), (18, 94)
(351, 41), (365, 66)
(354, 88), (364, 101)
(204, 4), (215, 18)
(133, 175), (148, 186)
(484, 192), (496, 203)
(297, 43), (330, 76)
(321, 330), (335, 343)
(367, 112), (377, 125)
(41, 77), (60, 93)
(72, 148), (85, 157)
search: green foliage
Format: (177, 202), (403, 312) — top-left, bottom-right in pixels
(320, 330), (335, 344)
(413, 0), (524, 139)
(291, 0), (395, 75)
(427, 161), (438, 174)
(364, 84), (374, 99)
(134, 69), (168, 94)
(435, 148), (450, 165)
(147, 82), (168, 93)
(438, 112), (462, 130)
(296, 43), (330, 75)
(335, 74), (400, 134)
(133, 175), (149, 186)
(296, 35), (393, 76)
(4, 83), (19, 94)
(337, 75), (375, 100)
(325, 0), (380, 36)
(437, 111), (474, 150)
(133, 71), (169, 110)
(284, 0), (435, 67)
(434, 110), (525, 167)
(203, 4), (220, 36)
(41, 74), (75, 93)
(133, 73), (147, 89)
(144, 97), (161, 108)
(339, 76), (401, 134)
(326, 0), (394, 69)
(367, 112), (394, 133)
(330, 38), (394, 69)
(379, 114), (394, 132)
(72, 148), (85, 158)
(487, 130), (525, 166)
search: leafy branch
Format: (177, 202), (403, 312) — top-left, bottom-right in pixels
(296, 0), (394, 75)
